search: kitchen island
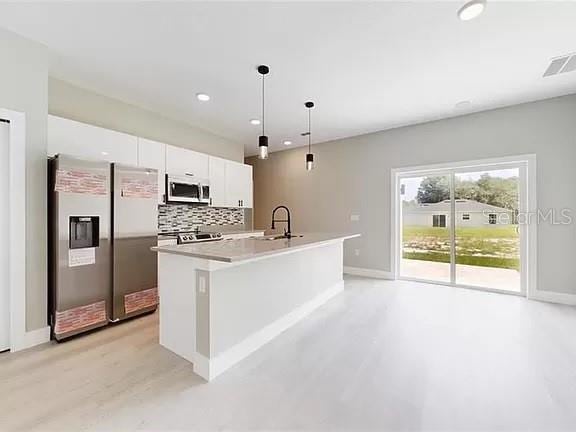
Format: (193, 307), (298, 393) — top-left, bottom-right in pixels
(152, 233), (359, 381)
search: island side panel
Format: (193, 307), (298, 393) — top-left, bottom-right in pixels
(195, 270), (210, 358)
(158, 252), (197, 363)
(208, 241), (344, 360)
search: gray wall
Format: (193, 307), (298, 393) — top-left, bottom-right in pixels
(247, 94), (576, 295)
(0, 28), (49, 331)
(49, 78), (244, 162)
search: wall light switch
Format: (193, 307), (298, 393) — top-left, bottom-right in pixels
(355, 249), (361, 256)
(351, 214), (360, 222)
(198, 276), (207, 294)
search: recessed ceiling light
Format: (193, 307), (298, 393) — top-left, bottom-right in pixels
(457, 0), (486, 21)
(196, 93), (210, 102)
(283, 140), (292, 146)
(250, 119), (261, 125)
(455, 100), (472, 110)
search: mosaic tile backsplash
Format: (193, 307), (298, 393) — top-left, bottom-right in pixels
(158, 204), (244, 233)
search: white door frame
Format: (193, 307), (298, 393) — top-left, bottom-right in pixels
(0, 108), (28, 351)
(391, 154), (537, 298)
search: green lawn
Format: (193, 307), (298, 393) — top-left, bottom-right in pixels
(402, 225), (519, 270)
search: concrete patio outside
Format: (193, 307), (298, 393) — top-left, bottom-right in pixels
(401, 258), (521, 293)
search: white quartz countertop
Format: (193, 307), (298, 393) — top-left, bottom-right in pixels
(158, 229), (265, 239)
(152, 233), (360, 263)
(220, 229), (266, 235)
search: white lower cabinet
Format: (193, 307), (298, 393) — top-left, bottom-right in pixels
(48, 115), (138, 165)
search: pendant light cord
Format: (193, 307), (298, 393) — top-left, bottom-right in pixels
(308, 107), (311, 152)
(261, 73), (265, 136)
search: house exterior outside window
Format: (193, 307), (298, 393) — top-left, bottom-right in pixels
(403, 200), (513, 228)
(432, 214), (447, 227)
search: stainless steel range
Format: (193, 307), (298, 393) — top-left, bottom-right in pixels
(177, 232), (222, 244)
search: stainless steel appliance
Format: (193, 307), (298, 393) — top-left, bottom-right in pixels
(177, 231), (222, 244)
(48, 155), (159, 341)
(111, 163), (159, 321)
(166, 174), (210, 205)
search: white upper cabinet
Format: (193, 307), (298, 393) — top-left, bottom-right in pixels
(236, 162), (253, 208)
(138, 138), (166, 204)
(48, 115), (138, 165)
(209, 157), (253, 208)
(208, 157), (228, 207)
(225, 160), (253, 208)
(166, 145), (209, 179)
(239, 164), (254, 208)
(47, 115), (253, 209)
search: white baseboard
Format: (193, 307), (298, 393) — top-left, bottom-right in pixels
(194, 281), (344, 382)
(349, 266), (576, 307)
(192, 353), (212, 381)
(12, 326), (50, 352)
(529, 290), (576, 306)
(344, 266), (394, 280)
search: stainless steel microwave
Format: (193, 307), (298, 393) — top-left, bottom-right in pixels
(166, 174), (210, 204)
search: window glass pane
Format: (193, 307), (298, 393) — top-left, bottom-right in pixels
(454, 168), (521, 292)
(400, 175), (451, 283)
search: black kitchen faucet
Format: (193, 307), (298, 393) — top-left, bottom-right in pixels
(271, 205), (292, 238)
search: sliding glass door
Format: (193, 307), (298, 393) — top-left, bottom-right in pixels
(400, 173), (452, 284)
(399, 163), (524, 294)
(454, 168), (521, 292)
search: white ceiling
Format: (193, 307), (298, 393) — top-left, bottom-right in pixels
(1, 1), (575, 156)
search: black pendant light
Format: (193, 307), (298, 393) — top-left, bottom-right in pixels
(257, 65), (270, 159)
(304, 101), (315, 170)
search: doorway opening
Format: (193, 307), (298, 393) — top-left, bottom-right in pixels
(393, 156), (535, 295)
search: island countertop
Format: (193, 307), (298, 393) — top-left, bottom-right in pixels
(151, 232), (360, 263)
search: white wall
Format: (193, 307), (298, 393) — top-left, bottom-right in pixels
(49, 78), (244, 163)
(248, 94), (576, 295)
(0, 27), (246, 334)
(0, 121), (9, 350)
(0, 28), (49, 331)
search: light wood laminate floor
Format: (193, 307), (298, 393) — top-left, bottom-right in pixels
(2, 277), (576, 431)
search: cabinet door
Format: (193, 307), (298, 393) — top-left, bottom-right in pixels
(138, 138), (166, 204)
(225, 161), (242, 208)
(225, 161), (253, 208)
(166, 145), (209, 179)
(239, 164), (253, 208)
(48, 115), (138, 165)
(208, 157), (227, 207)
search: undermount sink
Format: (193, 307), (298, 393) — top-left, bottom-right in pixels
(256, 235), (304, 241)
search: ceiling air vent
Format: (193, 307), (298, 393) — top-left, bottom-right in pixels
(543, 53), (576, 77)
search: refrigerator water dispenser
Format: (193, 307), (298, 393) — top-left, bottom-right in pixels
(69, 216), (100, 249)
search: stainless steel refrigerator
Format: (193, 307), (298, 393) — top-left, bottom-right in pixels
(48, 155), (158, 341)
